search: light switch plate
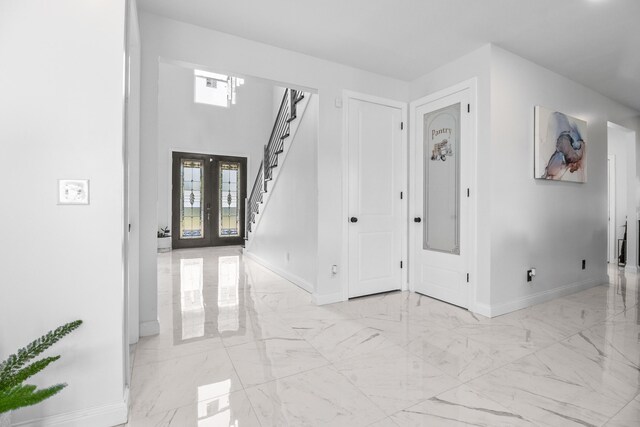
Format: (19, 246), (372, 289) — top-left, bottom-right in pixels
(58, 179), (90, 205)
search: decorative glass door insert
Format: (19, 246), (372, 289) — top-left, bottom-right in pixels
(423, 103), (460, 254)
(180, 159), (204, 239)
(219, 162), (240, 237)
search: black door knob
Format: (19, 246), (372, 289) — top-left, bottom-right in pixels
(350, 217), (358, 223)
(414, 217), (422, 223)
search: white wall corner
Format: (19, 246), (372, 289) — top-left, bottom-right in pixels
(243, 250), (315, 294)
(13, 388), (128, 427)
(139, 319), (160, 337)
(312, 291), (345, 306)
(482, 275), (609, 318)
(469, 302), (493, 318)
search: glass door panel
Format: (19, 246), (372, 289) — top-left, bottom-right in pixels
(423, 103), (460, 254)
(180, 159), (205, 240)
(219, 162), (240, 237)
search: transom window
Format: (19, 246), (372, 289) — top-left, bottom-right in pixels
(194, 69), (244, 107)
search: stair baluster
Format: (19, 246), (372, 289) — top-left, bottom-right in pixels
(245, 89), (305, 240)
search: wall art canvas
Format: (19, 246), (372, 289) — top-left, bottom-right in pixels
(535, 106), (587, 183)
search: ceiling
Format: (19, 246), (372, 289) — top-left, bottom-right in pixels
(138, 0), (640, 112)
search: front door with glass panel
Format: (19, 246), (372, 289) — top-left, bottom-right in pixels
(411, 89), (471, 308)
(172, 152), (247, 249)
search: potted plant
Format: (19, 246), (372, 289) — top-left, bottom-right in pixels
(0, 320), (82, 426)
(157, 226), (172, 252)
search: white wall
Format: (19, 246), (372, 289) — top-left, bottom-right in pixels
(138, 12), (160, 336)
(408, 44), (639, 316)
(247, 96), (319, 290)
(0, 0), (128, 425)
(409, 45), (492, 310)
(157, 62), (275, 229)
(488, 46), (639, 314)
(128, 0), (142, 346)
(138, 12), (409, 315)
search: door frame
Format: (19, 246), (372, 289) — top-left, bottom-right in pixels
(607, 154), (616, 263)
(341, 90), (408, 301)
(166, 147), (253, 232)
(408, 78), (478, 311)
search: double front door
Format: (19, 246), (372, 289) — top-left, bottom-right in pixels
(172, 152), (247, 249)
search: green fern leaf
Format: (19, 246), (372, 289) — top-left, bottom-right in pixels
(0, 356), (61, 393)
(0, 383), (66, 413)
(0, 320), (82, 382)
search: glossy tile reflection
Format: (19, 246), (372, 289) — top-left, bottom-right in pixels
(127, 251), (640, 426)
(217, 256), (240, 333)
(180, 258), (205, 340)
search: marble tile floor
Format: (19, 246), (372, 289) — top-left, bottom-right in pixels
(125, 246), (640, 426)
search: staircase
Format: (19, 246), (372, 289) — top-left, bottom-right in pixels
(245, 88), (308, 239)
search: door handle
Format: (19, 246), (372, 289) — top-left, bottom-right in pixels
(414, 217), (422, 223)
(350, 217), (358, 223)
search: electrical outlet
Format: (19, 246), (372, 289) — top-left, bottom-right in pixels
(527, 269), (536, 282)
(582, 259), (586, 270)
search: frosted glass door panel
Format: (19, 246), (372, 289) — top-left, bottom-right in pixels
(423, 103), (460, 254)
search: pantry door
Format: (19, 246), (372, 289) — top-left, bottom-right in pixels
(411, 86), (473, 308)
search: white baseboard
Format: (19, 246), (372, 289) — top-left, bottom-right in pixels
(139, 319), (159, 337)
(14, 388), (128, 427)
(484, 275), (608, 317)
(470, 302), (492, 318)
(312, 291), (345, 306)
(243, 250), (314, 294)
(625, 265), (638, 274)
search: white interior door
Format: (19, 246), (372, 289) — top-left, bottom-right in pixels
(347, 96), (404, 298)
(411, 88), (472, 308)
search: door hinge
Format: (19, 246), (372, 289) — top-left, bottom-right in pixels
(466, 273), (470, 283)
(401, 122), (404, 130)
(400, 261), (403, 268)
(400, 191), (403, 199)
(467, 104), (470, 113)
(467, 188), (470, 197)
